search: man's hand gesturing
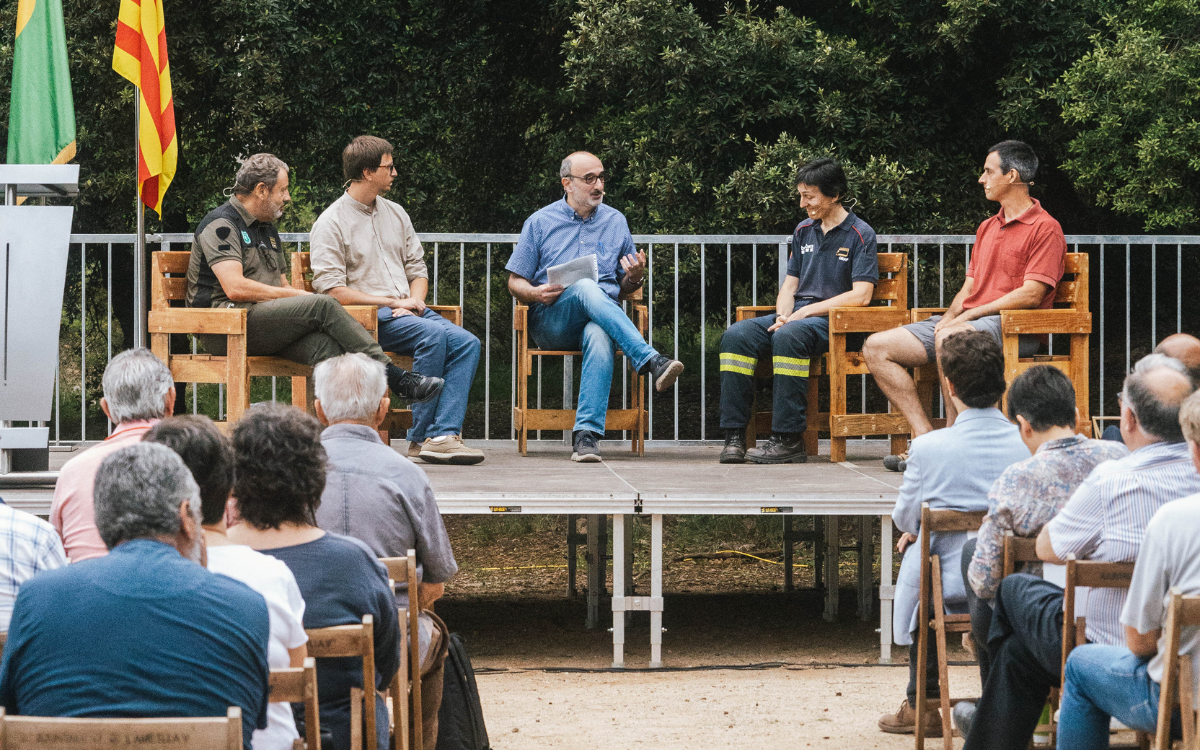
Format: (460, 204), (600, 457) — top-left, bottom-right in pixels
(620, 250), (647, 286)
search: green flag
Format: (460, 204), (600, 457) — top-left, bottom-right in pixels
(7, 0), (76, 164)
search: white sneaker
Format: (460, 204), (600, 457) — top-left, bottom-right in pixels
(418, 435), (485, 465)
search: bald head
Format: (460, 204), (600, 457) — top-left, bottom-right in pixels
(1123, 364), (1195, 444)
(1156, 333), (1200, 376)
(560, 151), (602, 179)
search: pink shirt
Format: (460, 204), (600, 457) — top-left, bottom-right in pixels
(50, 420), (158, 561)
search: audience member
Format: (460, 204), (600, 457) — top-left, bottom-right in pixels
(506, 150), (683, 462)
(961, 357), (1200, 750)
(0, 503), (65, 632)
(145, 416), (308, 750)
(1054, 389), (1200, 748)
(50, 348), (174, 561)
(0, 443), (270, 749)
(311, 136), (483, 465)
(717, 158), (877, 464)
(878, 330), (1029, 737)
(226, 404), (399, 750)
(1103, 339), (1200, 441)
(953, 366), (1127, 734)
(863, 140), (1065, 471)
(313, 352), (455, 749)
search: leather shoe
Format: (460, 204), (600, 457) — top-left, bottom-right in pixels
(745, 433), (807, 464)
(878, 700), (942, 736)
(719, 429), (746, 463)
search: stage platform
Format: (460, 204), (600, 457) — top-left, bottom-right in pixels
(2, 439), (904, 668)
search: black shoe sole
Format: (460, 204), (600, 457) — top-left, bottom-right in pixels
(718, 452), (746, 464)
(744, 452), (808, 464)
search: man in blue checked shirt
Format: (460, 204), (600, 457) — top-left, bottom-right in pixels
(506, 151), (684, 462)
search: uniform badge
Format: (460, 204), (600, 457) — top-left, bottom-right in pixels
(837, 247), (850, 259)
(269, 237), (278, 250)
(801, 244), (815, 254)
(241, 230), (252, 245)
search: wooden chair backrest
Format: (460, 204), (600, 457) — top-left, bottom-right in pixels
(306, 615), (376, 750)
(1157, 591), (1200, 750)
(270, 658), (320, 750)
(1002, 534), (1040, 578)
(1062, 557), (1136, 673)
(1051, 253), (1088, 312)
(291, 252), (315, 293)
(919, 504), (987, 589)
(0, 707), (242, 750)
(873, 252), (908, 309)
(151, 251), (192, 310)
(381, 550), (422, 750)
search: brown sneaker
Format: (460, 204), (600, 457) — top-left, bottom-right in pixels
(407, 441), (422, 459)
(878, 700), (942, 736)
(418, 435), (486, 465)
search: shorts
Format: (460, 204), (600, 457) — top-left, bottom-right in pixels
(902, 314), (1040, 362)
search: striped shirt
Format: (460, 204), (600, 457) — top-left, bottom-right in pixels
(1046, 440), (1200, 646)
(0, 501), (67, 631)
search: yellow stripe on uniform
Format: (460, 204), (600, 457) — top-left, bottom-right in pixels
(720, 353), (757, 376)
(772, 355), (810, 377)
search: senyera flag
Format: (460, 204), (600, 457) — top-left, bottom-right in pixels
(7, 0), (76, 164)
(112, 0), (177, 217)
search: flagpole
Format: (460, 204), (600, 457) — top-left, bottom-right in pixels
(133, 85), (146, 349)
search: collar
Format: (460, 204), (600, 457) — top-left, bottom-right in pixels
(111, 537), (177, 557)
(342, 191), (378, 216)
(992, 198), (1044, 227)
(229, 196), (260, 227)
(321, 422), (385, 445)
(952, 407), (1008, 424)
(1130, 440), (1190, 459)
(1036, 434), (1086, 454)
(105, 419), (159, 442)
(558, 196), (599, 223)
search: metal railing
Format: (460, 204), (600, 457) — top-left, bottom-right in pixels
(53, 232), (1200, 445)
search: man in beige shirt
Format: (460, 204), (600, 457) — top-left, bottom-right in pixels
(310, 136), (483, 464)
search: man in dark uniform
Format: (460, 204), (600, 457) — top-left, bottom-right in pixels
(718, 158), (878, 464)
(186, 153), (443, 404)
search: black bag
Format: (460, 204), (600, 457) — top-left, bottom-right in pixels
(435, 634), (491, 750)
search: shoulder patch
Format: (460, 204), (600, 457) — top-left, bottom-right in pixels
(269, 236), (278, 250)
(240, 230), (252, 245)
(215, 225), (231, 240)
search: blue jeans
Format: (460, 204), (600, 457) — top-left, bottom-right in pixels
(529, 279), (656, 434)
(1057, 645), (1159, 749)
(377, 307), (481, 442)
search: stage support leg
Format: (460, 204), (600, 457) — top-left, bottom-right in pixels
(823, 515), (839, 622)
(623, 513), (634, 627)
(813, 516), (825, 591)
(566, 514), (579, 598)
(585, 514), (604, 629)
(879, 514), (894, 663)
(783, 516), (794, 592)
(611, 513), (625, 668)
(649, 514), (663, 668)
(859, 515), (874, 621)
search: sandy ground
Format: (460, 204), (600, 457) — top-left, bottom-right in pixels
(477, 665), (980, 749)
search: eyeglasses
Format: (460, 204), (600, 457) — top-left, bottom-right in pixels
(257, 242), (278, 271)
(567, 172), (608, 186)
(375, 163), (397, 174)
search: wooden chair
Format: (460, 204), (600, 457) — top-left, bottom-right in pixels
(149, 251), (377, 424)
(271, 657), (321, 750)
(290, 252), (464, 441)
(381, 551), (422, 750)
(1156, 590), (1200, 750)
(734, 252), (909, 461)
(915, 504), (987, 750)
(0, 707), (242, 750)
(513, 288), (648, 456)
(1001, 534), (1058, 746)
(307, 615), (377, 750)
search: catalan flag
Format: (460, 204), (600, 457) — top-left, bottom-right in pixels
(112, 0), (176, 217)
(6, 0), (76, 165)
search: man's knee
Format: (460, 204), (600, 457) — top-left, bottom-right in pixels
(720, 319), (756, 354)
(862, 330), (892, 364)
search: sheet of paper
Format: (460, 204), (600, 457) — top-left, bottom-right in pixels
(547, 254), (599, 288)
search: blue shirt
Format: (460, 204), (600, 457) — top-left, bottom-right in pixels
(785, 212), (878, 308)
(0, 539), (270, 749)
(506, 197), (636, 302)
(265, 533), (399, 750)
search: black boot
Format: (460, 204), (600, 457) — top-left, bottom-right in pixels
(720, 428), (747, 464)
(386, 364), (444, 404)
(745, 432), (807, 464)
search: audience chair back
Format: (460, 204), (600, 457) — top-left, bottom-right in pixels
(1156, 591), (1200, 750)
(149, 251), (315, 423)
(0, 707), (242, 750)
(306, 615), (377, 750)
(512, 287), (648, 456)
(381, 551), (422, 750)
(1001, 534), (1040, 578)
(270, 657), (321, 750)
(915, 503), (987, 750)
(733, 252), (908, 461)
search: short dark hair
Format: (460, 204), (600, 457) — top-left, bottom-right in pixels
(987, 140), (1038, 184)
(1007, 366), (1077, 431)
(940, 330), (1007, 409)
(794, 158), (848, 202)
(144, 415), (235, 526)
(343, 136), (394, 182)
(1124, 369), (1192, 443)
(232, 403), (327, 530)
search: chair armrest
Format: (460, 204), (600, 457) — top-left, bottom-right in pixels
(828, 307), (910, 334)
(148, 307), (246, 335)
(910, 307), (947, 323)
(513, 303), (529, 331)
(735, 305), (776, 323)
(428, 305), (463, 327)
(634, 304), (649, 337)
(1000, 309), (1091, 335)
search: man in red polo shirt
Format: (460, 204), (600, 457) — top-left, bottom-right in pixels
(863, 140), (1066, 472)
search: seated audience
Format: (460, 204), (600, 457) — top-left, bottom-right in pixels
(51, 348), (174, 560)
(1054, 389), (1200, 748)
(313, 352), (455, 749)
(227, 404), (399, 750)
(145, 416), (308, 750)
(0, 443), (270, 749)
(954, 366), (1127, 732)
(1103, 334), (1200, 441)
(0, 502), (65, 632)
(961, 356), (1200, 750)
(878, 330), (1029, 737)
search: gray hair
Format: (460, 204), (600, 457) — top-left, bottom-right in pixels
(1123, 356), (1196, 443)
(234, 153), (289, 196)
(313, 353), (387, 423)
(102, 348), (173, 424)
(559, 157), (574, 179)
(1134, 352), (1187, 375)
(94, 442), (201, 550)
